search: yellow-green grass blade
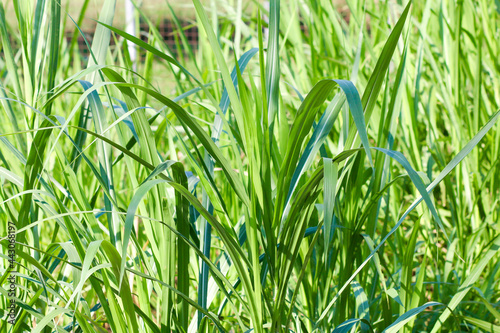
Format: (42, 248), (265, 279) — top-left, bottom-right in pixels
(100, 240), (140, 332)
(265, 0), (281, 127)
(45, 0), (61, 116)
(461, 316), (500, 333)
(383, 302), (442, 333)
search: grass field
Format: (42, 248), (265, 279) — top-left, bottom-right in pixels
(1, 0), (500, 332)
(1, 0), (193, 28)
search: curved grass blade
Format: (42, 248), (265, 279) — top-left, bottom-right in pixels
(31, 307), (71, 333)
(332, 318), (363, 333)
(286, 93), (345, 208)
(373, 147), (445, 239)
(383, 302), (442, 333)
(278, 79), (371, 227)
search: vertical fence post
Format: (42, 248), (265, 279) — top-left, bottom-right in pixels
(263, 0), (269, 42)
(125, 0), (136, 69)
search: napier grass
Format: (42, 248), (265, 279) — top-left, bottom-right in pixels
(0, 0), (500, 332)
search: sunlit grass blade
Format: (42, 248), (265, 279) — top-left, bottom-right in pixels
(265, 0), (281, 127)
(383, 302), (442, 333)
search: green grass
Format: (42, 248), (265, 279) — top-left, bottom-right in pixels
(1, 0), (500, 332)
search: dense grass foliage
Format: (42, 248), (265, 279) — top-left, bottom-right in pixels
(1, 0), (500, 332)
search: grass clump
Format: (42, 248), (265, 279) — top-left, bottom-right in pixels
(0, 0), (499, 332)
